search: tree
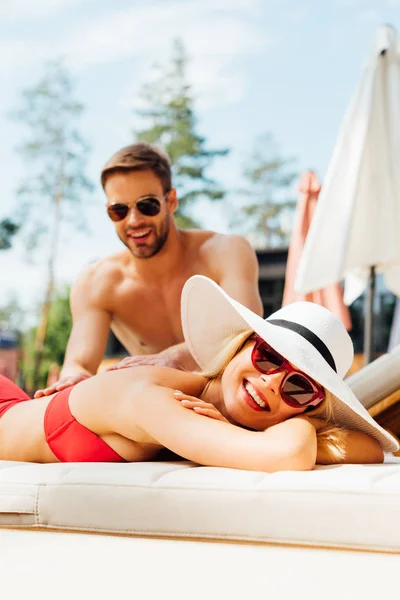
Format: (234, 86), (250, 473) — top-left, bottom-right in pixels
(0, 218), (19, 250)
(134, 38), (229, 227)
(13, 59), (93, 390)
(21, 286), (72, 393)
(233, 133), (297, 248)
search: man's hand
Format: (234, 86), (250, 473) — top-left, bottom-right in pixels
(107, 341), (199, 372)
(34, 373), (91, 398)
(107, 352), (181, 371)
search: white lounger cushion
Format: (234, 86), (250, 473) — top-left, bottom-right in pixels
(1, 458), (400, 552)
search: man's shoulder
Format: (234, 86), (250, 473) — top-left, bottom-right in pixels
(195, 231), (255, 262)
(183, 229), (258, 284)
(72, 252), (129, 293)
(185, 229), (253, 255)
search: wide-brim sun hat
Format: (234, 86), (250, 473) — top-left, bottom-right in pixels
(181, 275), (399, 453)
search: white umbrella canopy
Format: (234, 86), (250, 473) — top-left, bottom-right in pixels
(295, 24), (400, 360)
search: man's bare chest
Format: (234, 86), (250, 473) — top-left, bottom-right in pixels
(109, 279), (188, 351)
(107, 257), (217, 352)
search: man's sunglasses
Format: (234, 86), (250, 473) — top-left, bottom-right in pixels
(107, 195), (165, 222)
(251, 336), (325, 409)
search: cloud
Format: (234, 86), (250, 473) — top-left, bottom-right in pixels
(0, 39), (46, 80)
(62, 3), (266, 68)
(58, 1), (268, 108)
(1, 1), (269, 109)
(0, 0), (86, 19)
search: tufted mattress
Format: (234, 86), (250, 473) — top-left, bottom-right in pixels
(1, 457), (400, 551)
(2, 458), (400, 599)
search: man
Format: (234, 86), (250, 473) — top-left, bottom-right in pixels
(35, 143), (263, 397)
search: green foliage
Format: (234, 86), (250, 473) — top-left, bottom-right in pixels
(233, 133), (297, 247)
(134, 38), (229, 226)
(0, 218), (19, 250)
(44, 286), (73, 366)
(174, 213), (200, 229)
(21, 286), (72, 391)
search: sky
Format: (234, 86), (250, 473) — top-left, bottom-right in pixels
(1, 0), (400, 322)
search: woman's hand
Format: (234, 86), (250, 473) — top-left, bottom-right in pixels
(173, 390), (229, 423)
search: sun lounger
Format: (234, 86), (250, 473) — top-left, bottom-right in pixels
(1, 457), (400, 598)
(2, 353), (400, 597)
(346, 345), (400, 448)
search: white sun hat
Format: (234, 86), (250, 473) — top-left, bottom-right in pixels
(181, 275), (399, 453)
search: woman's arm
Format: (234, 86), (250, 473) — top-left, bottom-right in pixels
(123, 382), (318, 472)
(70, 367), (317, 472)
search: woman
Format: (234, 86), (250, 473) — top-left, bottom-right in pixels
(0, 276), (397, 469)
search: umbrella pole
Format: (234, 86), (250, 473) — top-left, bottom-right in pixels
(364, 265), (376, 365)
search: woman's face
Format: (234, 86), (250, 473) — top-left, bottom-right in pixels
(220, 340), (311, 430)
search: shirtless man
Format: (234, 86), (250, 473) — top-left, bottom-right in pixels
(35, 143), (263, 397)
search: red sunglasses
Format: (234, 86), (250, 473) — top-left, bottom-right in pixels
(251, 336), (325, 409)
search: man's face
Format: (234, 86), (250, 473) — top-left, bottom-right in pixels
(104, 170), (177, 259)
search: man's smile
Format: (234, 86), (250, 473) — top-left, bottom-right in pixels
(127, 228), (152, 242)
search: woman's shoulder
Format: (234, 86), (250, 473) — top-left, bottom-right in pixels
(126, 366), (208, 395)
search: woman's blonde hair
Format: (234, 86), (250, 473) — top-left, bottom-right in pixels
(200, 330), (348, 463)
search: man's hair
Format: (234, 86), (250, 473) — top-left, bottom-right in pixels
(101, 143), (172, 193)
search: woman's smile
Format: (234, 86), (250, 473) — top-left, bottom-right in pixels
(216, 341), (309, 431)
(242, 380), (271, 412)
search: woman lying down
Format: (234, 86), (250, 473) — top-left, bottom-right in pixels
(0, 276), (397, 470)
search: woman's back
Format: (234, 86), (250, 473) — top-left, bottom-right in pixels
(0, 367), (209, 463)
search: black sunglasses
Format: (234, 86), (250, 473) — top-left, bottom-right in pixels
(107, 195), (165, 222)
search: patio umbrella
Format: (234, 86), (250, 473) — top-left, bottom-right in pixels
(282, 170), (352, 331)
(295, 24), (400, 363)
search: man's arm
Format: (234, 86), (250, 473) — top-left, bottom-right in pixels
(34, 267), (112, 396)
(107, 341), (198, 372)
